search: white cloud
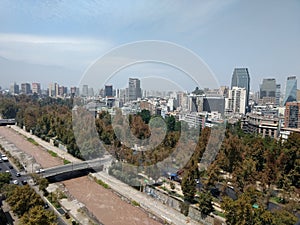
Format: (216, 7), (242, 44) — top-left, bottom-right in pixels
(0, 33), (114, 69)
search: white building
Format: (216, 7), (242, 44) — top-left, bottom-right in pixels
(226, 87), (247, 114)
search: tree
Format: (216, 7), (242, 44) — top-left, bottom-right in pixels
(198, 191), (214, 215)
(138, 109), (151, 124)
(181, 170), (196, 202)
(0, 172), (11, 189)
(19, 205), (57, 225)
(6, 185), (43, 216)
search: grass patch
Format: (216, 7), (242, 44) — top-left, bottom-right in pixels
(95, 178), (110, 189)
(48, 150), (58, 157)
(214, 210), (225, 218)
(27, 137), (39, 146)
(131, 200), (140, 207)
(63, 159), (71, 164)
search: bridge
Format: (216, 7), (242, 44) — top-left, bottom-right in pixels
(41, 157), (112, 182)
(0, 119), (16, 126)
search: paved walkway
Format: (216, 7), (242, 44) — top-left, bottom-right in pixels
(10, 125), (81, 163)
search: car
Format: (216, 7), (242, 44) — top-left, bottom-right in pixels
(43, 203), (49, 209)
(21, 180), (28, 185)
(5, 170), (10, 173)
(8, 165), (13, 169)
(2, 156), (8, 162)
(35, 168), (45, 174)
(12, 180), (19, 185)
(16, 172), (21, 177)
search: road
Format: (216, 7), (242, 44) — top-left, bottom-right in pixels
(42, 157), (112, 178)
(0, 154), (67, 225)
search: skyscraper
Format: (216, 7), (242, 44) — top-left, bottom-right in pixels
(10, 82), (19, 95)
(231, 68), (250, 112)
(128, 78), (142, 101)
(259, 78), (276, 105)
(32, 83), (41, 95)
(82, 85), (89, 97)
(104, 85), (113, 97)
(283, 76), (297, 106)
(21, 83), (31, 95)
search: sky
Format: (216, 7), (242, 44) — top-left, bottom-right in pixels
(0, 0), (299, 92)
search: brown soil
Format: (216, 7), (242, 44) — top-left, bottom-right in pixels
(0, 126), (63, 168)
(63, 176), (162, 225)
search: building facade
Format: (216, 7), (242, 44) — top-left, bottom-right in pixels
(231, 68), (250, 112)
(32, 83), (41, 95)
(128, 78), (142, 101)
(226, 87), (247, 114)
(283, 76), (297, 106)
(284, 102), (300, 129)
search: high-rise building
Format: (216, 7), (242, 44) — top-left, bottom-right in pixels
(259, 78), (276, 105)
(284, 102), (300, 129)
(21, 83), (31, 95)
(276, 84), (281, 106)
(32, 83), (41, 95)
(231, 68), (250, 111)
(48, 82), (59, 97)
(226, 87), (247, 114)
(82, 85), (89, 97)
(10, 82), (19, 94)
(128, 78), (142, 101)
(104, 85), (113, 97)
(283, 76), (297, 106)
(70, 87), (79, 97)
(88, 87), (94, 97)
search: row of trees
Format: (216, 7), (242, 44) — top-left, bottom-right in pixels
(1, 183), (56, 225)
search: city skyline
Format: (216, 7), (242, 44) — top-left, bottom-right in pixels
(0, 1), (299, 91)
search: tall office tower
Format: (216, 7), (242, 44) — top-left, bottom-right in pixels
(276, 84), (281, 106)
(70, 87), (79, 97)
(226, 87), (247, 114)
(21, 83), (31, 95)
(283, 76), (297, 106)
(128, 78), (142, 101)
(284, 102), (300, 128)
(58, 86), (67, 96)
(32, 83), (41, 95)
(88, 87), (94, 97)
(55, 83), (59, 97)
(104, 85), (113, 97)
(10, 82), (19, 94)
(259, 78), (276, 104)
(231, 68), (250, 111)
(82, 85), (89, 97)
(48, 83), (58, 97)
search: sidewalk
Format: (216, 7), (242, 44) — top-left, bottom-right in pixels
(10, 125), (81, 163)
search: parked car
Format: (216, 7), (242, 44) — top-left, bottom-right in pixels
(21, 180), (28, 185)
(16, 172), (21, 177)
(12, 180), (19, 185)
(8, 165), (13, 169)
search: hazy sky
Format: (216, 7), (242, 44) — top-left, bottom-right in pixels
(0, 0), (299, 92)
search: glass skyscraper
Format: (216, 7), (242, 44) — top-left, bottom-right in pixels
(283, 76), (297, 106)
(231, 68), (250, 112)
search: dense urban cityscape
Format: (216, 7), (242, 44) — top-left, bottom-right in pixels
(1, 1), (300, 225)
(0, 67), (299, 225)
